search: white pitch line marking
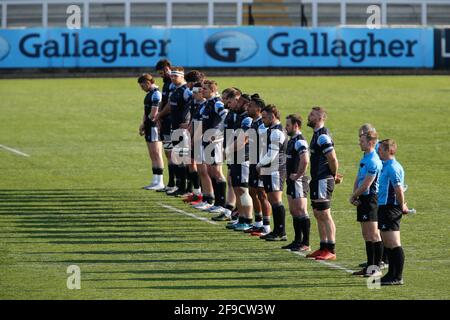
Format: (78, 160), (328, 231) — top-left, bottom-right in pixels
(0, 144), (30, 157)
(162, 204), (219, 225)
(161, 203), (355, 274)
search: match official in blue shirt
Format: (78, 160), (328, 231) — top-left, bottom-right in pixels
(377, 139), (409, 285)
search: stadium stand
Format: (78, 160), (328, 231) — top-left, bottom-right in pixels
(1, 0), (450, 29)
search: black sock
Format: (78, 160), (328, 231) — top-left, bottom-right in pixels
(255, 213), (263, 223)
(168, 164), (176, 187)
(300, 217), (310, 246)
(211, 178), (218, 205)
(271, 206), (280, 234)
(203, 193), (214, 205)
(186, 168), (193, 193)
(320, 242), (326, 251)
(383, 248), (395, 280)
(327, 242), (336, 254)
(190, 171), (200, 189)
(153, 167), (163, 175)
(263, 216), (271, 226)
(238, 216), (244, 224)
(366, 241), (375, 268)
(225, 204), (235, 212)
(373, 241), (383, 267)
(293, 216), (302, 244)
(271, 204), (285, 235)
(244, 217), (253, 224)
(383, 246), (389, 264)
(216, 181), (226, 207)
(176, 165), (186, 193)
(391, 246), (405, 280)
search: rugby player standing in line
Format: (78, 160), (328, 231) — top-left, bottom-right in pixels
(138, 73), (165, 190)
(154, 59), (176, 193)
(257, 105), (288, 241)
(305, 107), (341, 260)
(282, 114), (311, 252)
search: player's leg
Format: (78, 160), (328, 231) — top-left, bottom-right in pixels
(257, 187), (272, 235)
(147, 141), (165, 189)
(194, 163), (214, 210)
(264, 190), (286, 241)
(379, 205), (404, 285)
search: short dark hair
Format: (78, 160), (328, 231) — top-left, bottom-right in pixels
(286, 114), (302, 128)
(251, 93), (265, 109)
(155, 59), (171, 71)
(239, 93), (251, 102)
(185, 70), (205, 83)
(262, 104), (281, 120)
(137, 73), (154, 84)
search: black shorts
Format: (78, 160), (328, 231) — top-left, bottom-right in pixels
(262, 170), (285, 193)
(144, 125), (161, 143)
(287, 176), (310, 199)
(356, 194), (378, 222)
(310, 177), (335, 201)
(249, 164), (263, 188)
(230, 162), (250, 188)
(378, 205), (402, 231)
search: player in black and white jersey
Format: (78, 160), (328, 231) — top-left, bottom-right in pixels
(166, 66), (192, 197)
(137, 73), (165, 191)
(305, 107), (341, 261)
(210, 88), (240, 221)
(193, 80), (228, 214)
(256, 104), (288, 241)
(225, 93), (254, 231)
(243, 94), (272, 237)
(281, 114), (311, 252)
(181, 71), (205, 201)
(154, 59), (176, 193)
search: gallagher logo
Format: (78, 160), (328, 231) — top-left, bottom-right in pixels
(205, 31), (258, 63)
(0, 36), (10, 61)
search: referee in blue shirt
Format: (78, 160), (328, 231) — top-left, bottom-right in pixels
(350, 127), (383, 277)
(377, 139), (409, 285)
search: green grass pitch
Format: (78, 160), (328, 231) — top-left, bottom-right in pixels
(0, 75), (449, 300)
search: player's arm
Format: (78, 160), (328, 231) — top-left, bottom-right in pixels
(291, 140), (309, 180)
(235, 117), (252, 152)
(257, 130), (284, 168)
(325, 149), (339, 180)
(149, 91), (162, 121)
(394, 185), (408, 213)
(139, 113), (146, 136)
(154, 101), (171, 121)
(350, 174), (376, 204)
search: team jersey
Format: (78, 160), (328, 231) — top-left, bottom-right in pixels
(201, 96), (227, 134)
(258, 122), (287, 170)
(169, 83), (192, 130)
(378, 158), (405, 206)
(248, 116), (265, 163)
(223, 110), (237, 148)
(356, 150), (382, 196)
(310, 126), (334, 180)
(232, 110), (253, 162)
(159, 76), (172, 134)
(143, 87), (162, 128)
(286, 132), (309, 175)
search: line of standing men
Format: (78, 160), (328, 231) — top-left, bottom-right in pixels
(137, 59), (409, 285)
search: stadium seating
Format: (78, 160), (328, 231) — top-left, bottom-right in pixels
(1, 0), (450, 28)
